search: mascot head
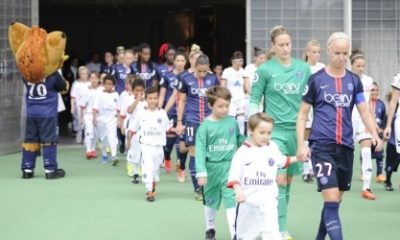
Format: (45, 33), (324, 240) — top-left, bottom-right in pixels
(8, 22), (68, 83)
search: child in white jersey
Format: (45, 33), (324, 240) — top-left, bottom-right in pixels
(126, 79), (146, 183)
(130, 87), (171, 202)
(70, 66), (90, 143)
(93, 75), (119, 165)
(227, 113), (303, 240)
(80, 72), (100, 159)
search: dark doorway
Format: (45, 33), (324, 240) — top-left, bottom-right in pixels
(39, 0), (245, 67)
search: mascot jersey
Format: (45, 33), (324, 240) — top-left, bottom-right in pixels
(24, 71), (66, 118)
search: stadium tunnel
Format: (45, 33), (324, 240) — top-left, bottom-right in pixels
(40, 0), (245, 135)
(40, 0), (245, 68)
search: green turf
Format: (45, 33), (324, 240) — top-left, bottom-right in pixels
(0, 144), (399, 240)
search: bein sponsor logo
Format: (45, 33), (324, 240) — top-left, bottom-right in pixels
(274, 82), (300, 94)
(191, 87), (208, 97)
(324, 92), (352, 107)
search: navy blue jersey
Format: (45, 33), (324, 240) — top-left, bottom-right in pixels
(371, 99), (386, 129)
(302, 69), (365, 149)
(100, 64), (116, 75)
(177, 72), (218, 124)
(24, 71), (66, 118)
(131, 61), (158, 88)
(113, 64), (131, 94)
(160, 70), (179, 116)
(156, 63), (173, 80)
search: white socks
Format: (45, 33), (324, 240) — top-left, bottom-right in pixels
(226, 208), (236, 239)
(236, 115), (246, 135)
(204, 206), (216, 230)
(361, 147), (372, 190)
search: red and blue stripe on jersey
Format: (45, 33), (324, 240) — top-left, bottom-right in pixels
(131, 61), (158, 89)
(178, 72), (218, 124)
(302, 68), (365, 149)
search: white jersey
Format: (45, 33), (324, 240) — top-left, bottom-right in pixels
(222, 67), (245, 99)
(243, 63), (257, 90)
(127, 100), (147, 123)
(93, 91), (119, 122)
(310, 62), (325, 74)
(353, 74), (373, 119)
(130, 108), (169, 147)
(79, 87), (99, 116)
(70, 80), (90, 104)
(391, 71), (400, 117)
(118, 91), (135, 118)
(228, 140), (288, 206)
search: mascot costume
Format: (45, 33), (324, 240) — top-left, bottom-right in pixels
(9, 22), (69, 179)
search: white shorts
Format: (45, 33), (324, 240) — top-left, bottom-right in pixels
(97, 120), (118, 147)
(395, 117), (400, 154)
(140, 144), (164, 183)
(235, 201), (280, 240)
(84, 114), (96, 140)
(127, 134), (141, 164)
(352, 117), (371, 143)
(229, 97), (245, 117)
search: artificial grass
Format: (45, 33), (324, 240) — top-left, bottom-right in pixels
(0, 144), (399, 240)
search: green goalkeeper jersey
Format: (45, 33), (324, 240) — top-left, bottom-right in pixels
(249, 57), (311, 131)
(195, 115), (246, 177)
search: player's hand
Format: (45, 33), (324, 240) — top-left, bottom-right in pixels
(198, 177), (207, 186)
(121, 126), (126, 135)
(296, 145), (310, 162)
(372, 135), (383, 152)
(235, 191), (246, 203)
(175, 123), (184, 135)
(383, 127), (391, 140)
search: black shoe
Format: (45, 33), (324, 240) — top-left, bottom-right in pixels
(146, 192), (155, 202)
(45, 169), (66, 179)
(384, 181), (394, 191)
(205, 229), (216, 240)
(22, 171), (34, 179)
(132, 174), (140, 184)
(119, 144), (125, 154)
(304, 174), (314, 183)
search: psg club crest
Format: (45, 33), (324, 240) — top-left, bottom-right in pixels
(206, 79), (211, 86)
(268, 158), (275, 167)
(229, 128), (234, 135)
(347, 83), (354, 91)
(157, 118), (162, 124)
(295, 71), (303, 79)
(319, 177), (328, 185)
(253, 73), (259, 83)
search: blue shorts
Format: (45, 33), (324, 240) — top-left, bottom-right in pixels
(310, 143), (354, 192)
(184, 121), (200, 146)
(25, 117), (59, 143)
